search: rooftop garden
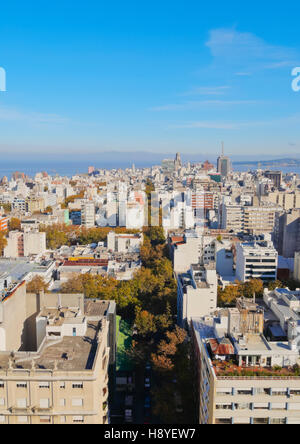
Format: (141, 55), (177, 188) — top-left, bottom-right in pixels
(213, 360), (300, 377)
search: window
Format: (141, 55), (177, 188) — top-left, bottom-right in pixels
(216, 403), (232, 410)
(270, 418), (286, 424)
(215, 418), (232, 424)
(253, 403), (269, 410)
(39, 382), (50, 389)
(59, 382), (66, 389)
(18, 416), (28, 423)
(73, 416), (84, 423)
(271, 402), (287, 410)
(237, 389), (252, 395)
(272, 389), (287, 396)
(60, 416), (66, 424)
(72, 382), (83, 389)
(0, 381), (4, 388)
(16, 382), (27, 389)
(0, 415), (5, 423)
(72, 398), (83, 407)
(17, 398), (27, 409)
(290, 390), (300, 396)
(253, 418), (268, 424)
(0, 398), (5, 406)
(39, 399), (50, 409)
(60, 399), (66, 407)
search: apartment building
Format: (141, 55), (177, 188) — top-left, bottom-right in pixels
(4, 231), (46, 258)
(274, 209), (300, 258)
(236, 238), (278, 283)
(81, 201), (95, 228)
(177, 262), (217, 327)
(107, 231), (143, 254)
(191, 292), (300, 425)
(219, 199), (280, 235)
(294, 252), (300, 282)
(0, 283), (116, 424)
(26, 196), (45, 214)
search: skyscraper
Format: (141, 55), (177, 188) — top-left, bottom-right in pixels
(217, 143), (232, 178)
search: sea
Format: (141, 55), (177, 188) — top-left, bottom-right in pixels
(0, 159), (300, 179)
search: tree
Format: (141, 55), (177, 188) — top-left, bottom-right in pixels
(26, 276), (49, 294)
(134, 307), (157, 338)
(0, 232), (7, 256)
(268, 280), (283, 291)
(218, 282), (242, 306)
(243, 279), (264, 298)
(9, 217), (21, 231)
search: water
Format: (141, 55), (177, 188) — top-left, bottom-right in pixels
(0, 159), (299, 179)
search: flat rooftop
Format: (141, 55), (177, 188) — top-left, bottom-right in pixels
(0, 301), (111, 373)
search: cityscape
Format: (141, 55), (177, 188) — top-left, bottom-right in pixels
(1, 153), (300, 427)
(1, 0), (300, 432)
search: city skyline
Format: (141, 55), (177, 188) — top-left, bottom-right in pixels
(0, 1), (300, 158)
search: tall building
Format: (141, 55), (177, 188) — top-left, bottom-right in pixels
(265, 171), (282, 189)
(236, 238), (278, 283)
(217, 145), (232, 178)
(81, 201), (95, 228)
(174, 152), (182, 171)
(274, 209), (300, 258)
(177, 262), (217, 327)
(294, 251), (300, 282)
(0, 283), (116, 425)
(191, 291), (300, 425)
(3, 231), (46, 258)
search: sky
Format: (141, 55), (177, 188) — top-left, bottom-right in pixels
(0, 0), (300, 161)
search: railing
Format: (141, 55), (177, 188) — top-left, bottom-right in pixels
(218, 376), (300, 380)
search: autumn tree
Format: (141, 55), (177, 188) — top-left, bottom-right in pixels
(26, 276), (49, 294)
(9, 217), (21, 231)
(268, 280), (283, 291)
(0, 232), (7, 256)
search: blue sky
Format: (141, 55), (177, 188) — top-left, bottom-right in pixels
(0, 0), (300, 160)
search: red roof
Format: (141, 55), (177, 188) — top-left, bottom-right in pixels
(208, 338), (234, 356)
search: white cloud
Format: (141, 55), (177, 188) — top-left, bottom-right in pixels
(180, 86), (230, 96)
(206, 28), (299, 71)
(150, 99), (263, 112)
(0, 105), (69, 124)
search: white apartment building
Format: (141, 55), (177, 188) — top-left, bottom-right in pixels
(107, 231), (143, 254)
(177, 263), (218, 327)
(4, 231), (47, 258)
(81, 201), (95, 228)
(236, 238), (278, 283)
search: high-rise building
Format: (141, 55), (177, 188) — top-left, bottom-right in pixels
(236, 238), (278, 283)
(217, 145), (232, 178)
(81, 201), (95, 228)
(0, 283), (116, 425)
